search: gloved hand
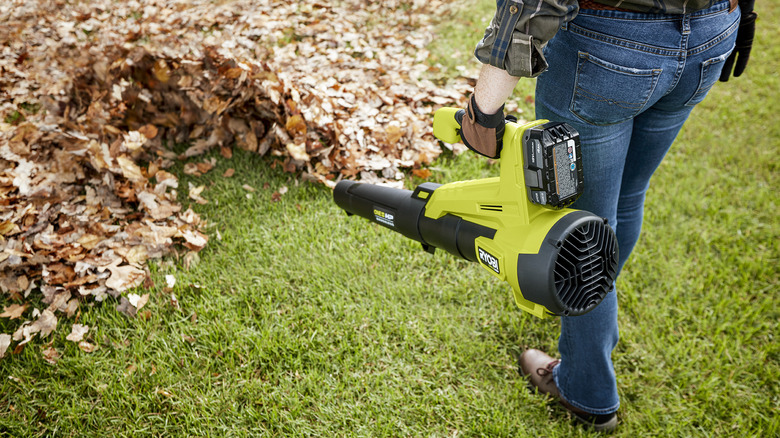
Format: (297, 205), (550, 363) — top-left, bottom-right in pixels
(455, 95), (506, 159)
(720, 0), (757, 82)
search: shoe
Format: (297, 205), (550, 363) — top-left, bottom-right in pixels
(519, 349), (618, 432)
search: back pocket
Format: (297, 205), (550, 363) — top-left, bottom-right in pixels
(685, 50), (731, 107)
(570, 52), (661, 126)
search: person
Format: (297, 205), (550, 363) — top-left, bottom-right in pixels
(457, 0), (756, 431)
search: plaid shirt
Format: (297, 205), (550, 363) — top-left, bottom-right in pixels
(475, 0), (721, 77)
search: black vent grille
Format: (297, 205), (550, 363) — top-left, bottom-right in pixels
(553, 219), (618, 316)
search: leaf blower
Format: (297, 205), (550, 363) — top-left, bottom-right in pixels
(333, 108), (618, 318)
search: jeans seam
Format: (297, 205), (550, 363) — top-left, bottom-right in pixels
(687, 18), (739, 57)
(568, 23), (682, 56)
(571, 3), (736, 57)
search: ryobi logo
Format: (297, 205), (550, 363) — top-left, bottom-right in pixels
(373, 208), (395, 227)
(478, 247), (500, 274)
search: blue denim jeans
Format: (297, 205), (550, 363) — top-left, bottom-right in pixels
(534, 1), (739, 415)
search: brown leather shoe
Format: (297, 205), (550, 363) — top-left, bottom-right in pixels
(519, 349), (618, 432)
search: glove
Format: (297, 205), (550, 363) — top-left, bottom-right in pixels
(455, 95), (506, 159)
(720, 0), (757, 82)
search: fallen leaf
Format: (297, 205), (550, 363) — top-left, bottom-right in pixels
(170, 293), (180, 310)
(222, 168), (235, 177)
(123, 131), (147, 152)
(188, 183), (208, 205)
(181, 229), (208, 251)
(412, 168), (432, 179)
(78, 341), (97, 353)
(13, 309), (58, 343)
(138, 124), (158, 139)
(127, 293), (150, 310)
(117, 155), (145, 181)
(104, 260), (146, 293)
(0, 304), (28, 320)
(42, 346), (60, 365)
(66, 324), (89, 342)
(285, 115), (307, 136)
(0, 334), (11, 359)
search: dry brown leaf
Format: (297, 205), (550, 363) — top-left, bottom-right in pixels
(103, 260), (145, 293)
(66, 324), (89, 342)
(138, 124), (158, 139)
(0, 304), (27, 320)
(180, 230), (208, 251)
(127, 293), (150, 311)
(42, 346), (61, 365)
(78, 341), (97, 353)
(188, 184), (208, 205)
(0, 334), (11, 359)
(12, 309), (58, 344)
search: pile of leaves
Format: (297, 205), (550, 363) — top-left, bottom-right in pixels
(0, 0), (476, 359)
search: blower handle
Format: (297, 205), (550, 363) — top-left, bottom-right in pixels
(432, 107), (462, 144)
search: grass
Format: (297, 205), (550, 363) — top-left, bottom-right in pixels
(1, 2), (778, 437)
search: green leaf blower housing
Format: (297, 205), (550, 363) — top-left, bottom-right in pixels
(334, 108), (619, 318)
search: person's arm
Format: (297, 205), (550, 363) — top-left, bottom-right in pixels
(459, 0), (577, 158)
(474, 64), (521, 115)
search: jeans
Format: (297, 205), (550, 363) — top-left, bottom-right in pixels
(534, 0), (739, 415)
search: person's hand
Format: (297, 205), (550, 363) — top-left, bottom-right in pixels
(720, 0), (757, 82)
(455, 95), (506, 159)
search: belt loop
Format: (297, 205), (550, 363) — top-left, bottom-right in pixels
(681, 14), (691, 35)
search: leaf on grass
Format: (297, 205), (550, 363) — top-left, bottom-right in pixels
(65, 324), (89, 342)
(188, 183), (208, 205)
(103, 260), (146, 293)
(42, 346), (60, 365)
(78, 341), (97, 353)
(286, 142), (309, 161)
(0, 334), (11, 359)
(116, 296), (136, 318)
(12, 309), (58, 344)
(170, 293), (180, 310)
(412, 168), (432, 179)
(180, 229), (208, 251)
(127, 293), (150, 310)
(0, 304), (28, 320)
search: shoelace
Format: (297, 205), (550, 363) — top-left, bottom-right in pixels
(536, 359), (560, 377)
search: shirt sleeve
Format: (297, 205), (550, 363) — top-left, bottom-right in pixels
(474, 0), (579, 77)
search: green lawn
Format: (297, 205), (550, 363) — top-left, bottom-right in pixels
(1, 2), (778, 437)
